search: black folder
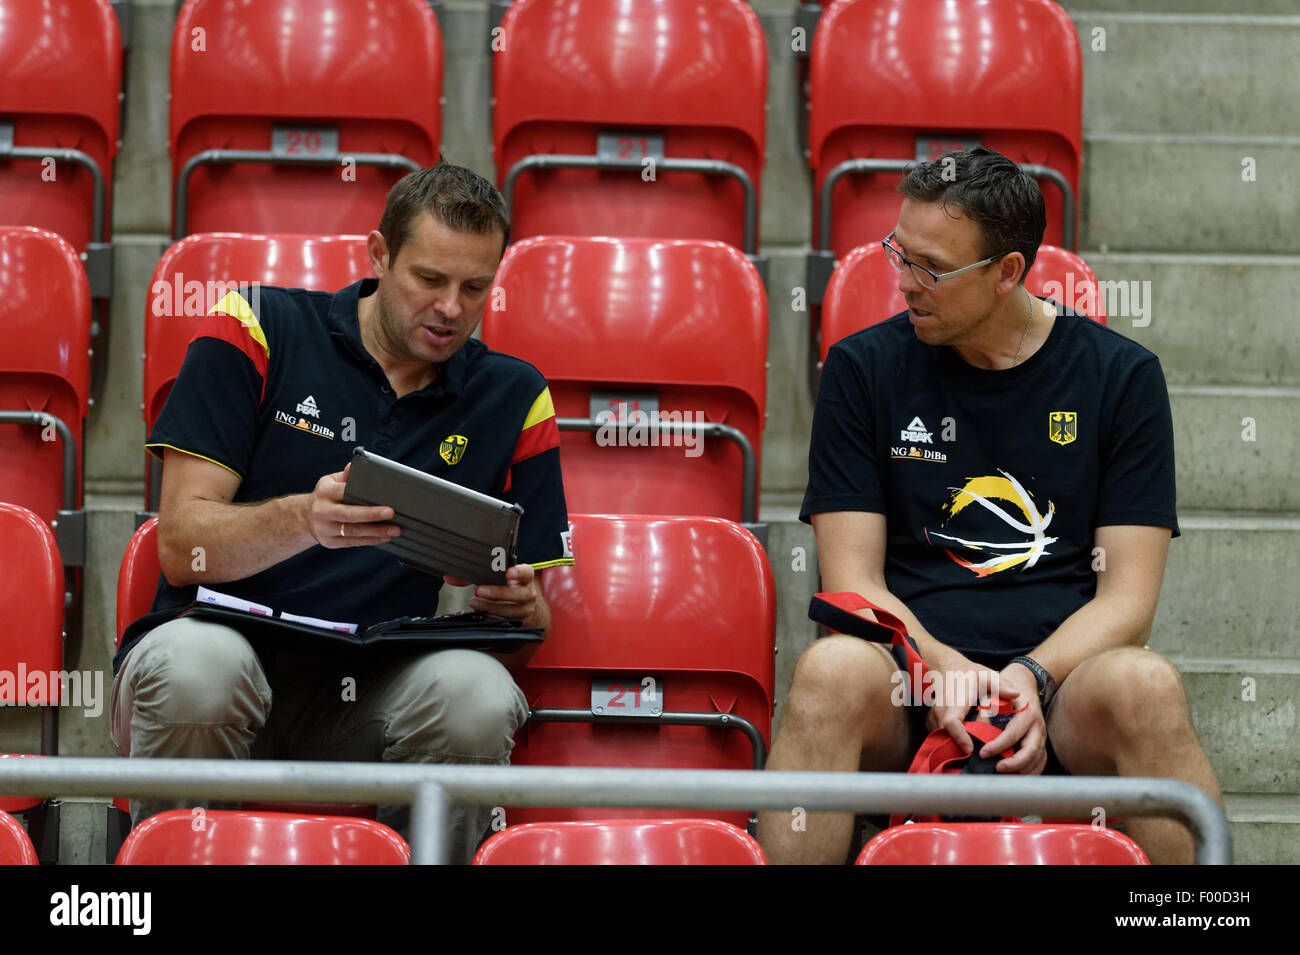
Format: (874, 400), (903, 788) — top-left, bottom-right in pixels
(178, 604), (543, 654)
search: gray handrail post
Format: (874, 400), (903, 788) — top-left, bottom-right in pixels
(410, 782), (452, 866)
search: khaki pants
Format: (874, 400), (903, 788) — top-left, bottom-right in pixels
(110, 617), (529, 864)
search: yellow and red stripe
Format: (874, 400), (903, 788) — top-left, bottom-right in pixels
(192, 290), (270, 402)
(503, 387), (559, 492)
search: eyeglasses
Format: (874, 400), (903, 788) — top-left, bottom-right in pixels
(882, 232), (1011, 290)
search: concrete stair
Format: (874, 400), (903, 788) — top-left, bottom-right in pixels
(2, 0), (1295, 864)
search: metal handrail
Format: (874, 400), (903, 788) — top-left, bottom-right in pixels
(0, 145), (106, 244)
(817, 157), (1077, 253)
(172, 149), (423, 239)
(502, 153), (759, 255)
(0, 411), (76, 512)
(557, 415), (758, 524)
(0, 757), (1231, 865)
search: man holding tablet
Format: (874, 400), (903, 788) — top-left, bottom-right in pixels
(112, 164), (573, 862)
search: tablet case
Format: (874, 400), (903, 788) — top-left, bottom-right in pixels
(341, 446), (523, 585)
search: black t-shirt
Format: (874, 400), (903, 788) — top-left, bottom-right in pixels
(801, 301), (1179, 659)
(115, 279), (573, 673)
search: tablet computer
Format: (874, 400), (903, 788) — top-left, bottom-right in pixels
(341, 446), (523, 585)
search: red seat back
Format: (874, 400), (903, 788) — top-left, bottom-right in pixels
(0, 227), (91, 526)
(809, 0), (1082, 256)
(171, 0), (441, 237)
(0, 0), (121, 250)
(0, 809), (39, 864)
(144, 233), (373, 434)
(114, 809), (409, 865)
(856, 822), (1150, 865)
(483, 236), (767, 521)
(116, 517), (161, 650)
(506, 515), (775, 827)
(495, 0), (766, 249)
(820, 242), (1106, 365)
(0, 504), (65, 698)
(0, 504), (63, 812)
(473, 818), (768, 865)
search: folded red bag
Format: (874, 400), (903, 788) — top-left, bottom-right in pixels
(809, 592), (1020, 827)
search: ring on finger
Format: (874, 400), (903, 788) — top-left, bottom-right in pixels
(339, 522), (346, 537)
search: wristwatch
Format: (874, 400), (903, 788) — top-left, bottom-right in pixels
(1010, 655), (1057, 708)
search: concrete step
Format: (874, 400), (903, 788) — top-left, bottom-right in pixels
(1082, 253), (1300, 387)
(1223, 793), (1300, 865)
(87, 235), (162, 485)
(1153, 514), (1300, 659)
(1168, 385), (1300, 512)
(1176, 657), (1300, 795)
(1076, 14), (1300, 136)
(1081, 134), (1300, 254)
(112, 0), (172, 237)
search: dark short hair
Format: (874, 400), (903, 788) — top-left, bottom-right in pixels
(896, 146), (1046, 280)
(378, 162), (511, 265)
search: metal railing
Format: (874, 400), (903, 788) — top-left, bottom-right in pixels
(502, 154), (759, 256)
(556, 415), (759, 524)
(0, 757), (1231, 865)
(172, 150), (422, 239)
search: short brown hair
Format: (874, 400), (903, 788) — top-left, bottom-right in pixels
(378, 162), (511, 265)
(896, 146), (1046, 280)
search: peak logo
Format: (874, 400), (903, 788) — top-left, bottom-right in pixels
(900, 416), (933, 443)
(296, 395), (320, 418)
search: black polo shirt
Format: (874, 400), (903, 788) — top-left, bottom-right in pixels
(115, 279), (573, 673)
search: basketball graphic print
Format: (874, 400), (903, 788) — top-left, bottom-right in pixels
(924, 469), (1058, 577)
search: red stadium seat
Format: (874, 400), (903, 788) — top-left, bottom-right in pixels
(855, 823), (1150, 865)
(114, 810), (410, 865)
(473, 818), (768, 865)
(0, 228), (91, 555)
(142, 233), (373, 510)
(0, 504), (65, 862)
(819, 242), (1107, 366)
(0, 810), (39, 865)
(170, 0), (441, 238)
(506, 515), (775, 830)
(105, 516), (164, 860)
(483, 237), (768, 523)
(107, 517), (378, 858)
(116, 517), (162, 645)
(0, 0), (121, 298)
(494, 0), (767, 256)
(807, 0), (1082, 304)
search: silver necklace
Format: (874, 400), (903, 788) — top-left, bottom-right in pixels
(1012, 290), (1034, 366)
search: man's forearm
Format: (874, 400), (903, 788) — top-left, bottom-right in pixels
(160, 493), (316, 587)
(1024, 594), (1151, 687)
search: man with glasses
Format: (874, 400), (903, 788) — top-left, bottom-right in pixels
(758, 147), (1222, 864)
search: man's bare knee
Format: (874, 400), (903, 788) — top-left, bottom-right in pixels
(785, 637), (898, 728)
